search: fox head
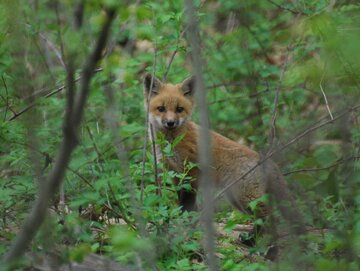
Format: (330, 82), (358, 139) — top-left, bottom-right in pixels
(143, 73), (196, 132)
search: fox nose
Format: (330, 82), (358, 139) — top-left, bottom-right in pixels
(166, 121), (175, 127)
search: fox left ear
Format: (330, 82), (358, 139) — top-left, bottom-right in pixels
(181, 75), (196, 97)
(143, 73), (162, 97)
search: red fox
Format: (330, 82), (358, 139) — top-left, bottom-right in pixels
(143, 73), (305, 236)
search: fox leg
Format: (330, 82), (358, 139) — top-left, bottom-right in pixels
(174, 177), (197, 211)
(178, 188), (197, 212)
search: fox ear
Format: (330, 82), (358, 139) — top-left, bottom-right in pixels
(143, 73), (162, 97)
(181, 75), (196, 97)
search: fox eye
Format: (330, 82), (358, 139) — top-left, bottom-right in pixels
(176, 107), (184, 113)
(157, 106), (166, 112)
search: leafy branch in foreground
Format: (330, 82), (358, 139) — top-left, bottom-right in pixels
(1, 8), (116, 267)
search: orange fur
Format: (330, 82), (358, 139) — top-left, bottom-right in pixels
(143, 74), (305, 233)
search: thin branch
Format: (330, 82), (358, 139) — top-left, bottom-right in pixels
(207, 81), (251, 89)
(283, 155), (360, 176)
(105, 184), (137, 231)
(86, 125), (105, 170)
(140, 113), (150, 205)
(39, 32), (66, 68)
(213, 104), (360, 202)
(270, 93), (279, 144)
(1, 8), (116, 266)
(319, 69), (334, 120)
(150, 123), (161, 196)
(8, 68), (103, 121)
(185, 1), (219, 270)
(266, 0), (304, 15)
(162, 28), (187, 81)
(55, 2), (66, 70)
(162, 43), (179, 81)
(141, 7), (161, 203)
(335, 52), (360, 91)
(140, 47), (158, 205)
(65, 60), (76, 129)
(1, 128), (139, 229)
(66, 166), (95, 190)
(32, 34), (58, 88)
(208, 87), (270, 105)
(8, 105), (34, 121)
(0, 134), (96, 190)
(269, 43), (292, 148)
(1, 76), (10, 121)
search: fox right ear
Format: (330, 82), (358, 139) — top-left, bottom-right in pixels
(181, 75), (196, 97)
(143, 73), (162, 97)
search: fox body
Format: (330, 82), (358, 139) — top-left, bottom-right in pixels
(143, 74), (304, 231)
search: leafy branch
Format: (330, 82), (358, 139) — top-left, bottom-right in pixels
(1, 8), (116, 266)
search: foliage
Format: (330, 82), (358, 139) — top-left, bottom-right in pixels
(0, 0), (360, 270)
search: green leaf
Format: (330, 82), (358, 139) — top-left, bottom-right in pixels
(314, 146), (339, 167)
(172, 133), (185, 147)
(69, 243), (92, 263)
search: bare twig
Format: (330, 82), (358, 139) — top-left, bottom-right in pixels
(162, 28), (187, 81)
(149, 123), (161, 196)
(162, 43), (179, 81)
(208, 87), (270, 105)
(319, 69), (334, 120)
(213, 104), (360, 202)
(140, 47), (158, 204)
(1, 8), (116, 266)
(270, 92), (279, 142)
(0, 134), (96, 190)
(185, 1), (219, 270)
(86, 125), (105, 170)
(207, 80), (253, 89)
(105, 184), (137, 231)
(283, 155), (360, 176)
(266, 0), (304, 15)
(67, 167), (95, 190)
(8, 104), (34, 121)
(150, 125), (161, 197)
(65, 59), (76, 130)
(8, 68), (103, 121)
(39, 32), (66, 68)
(1, 75), (12, 121)
(55, 2), (66, 70)
(269, 43), (292, 148)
